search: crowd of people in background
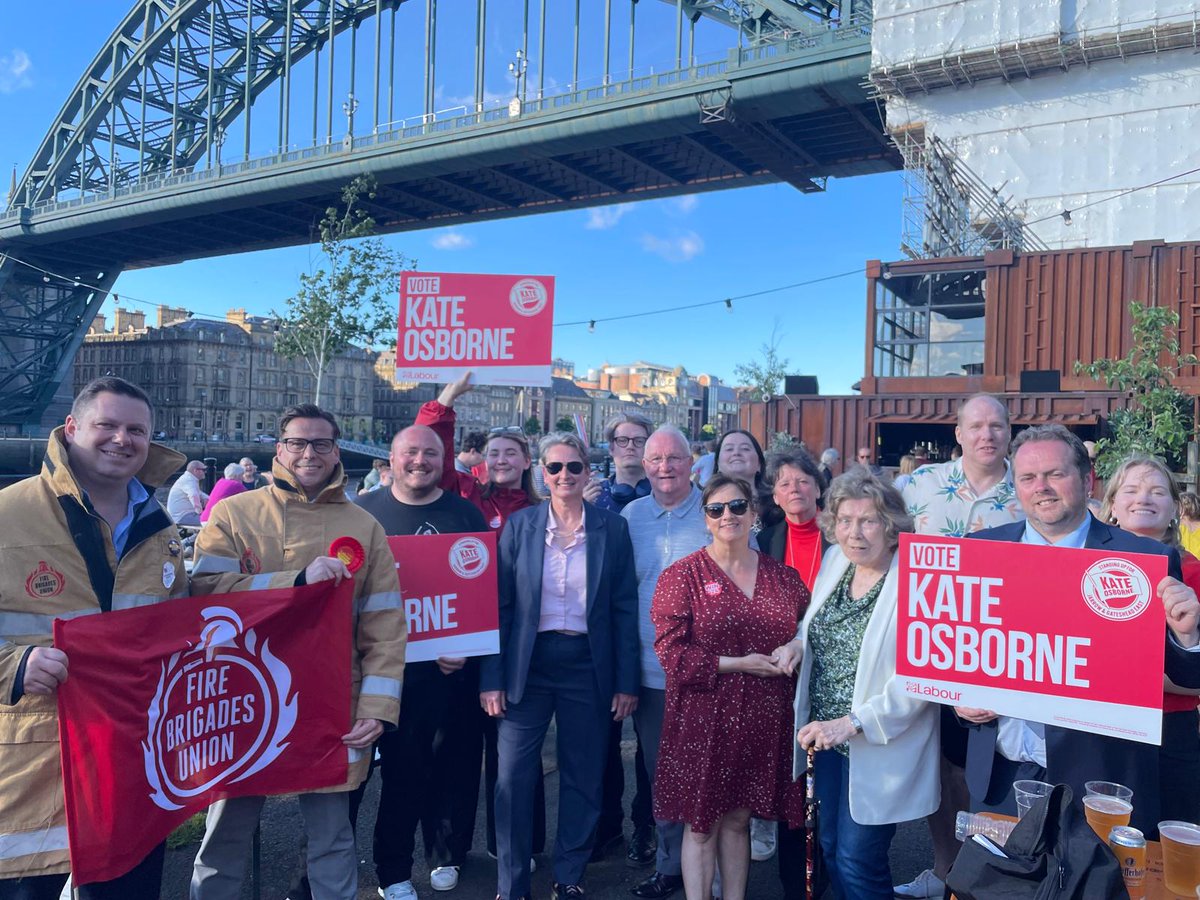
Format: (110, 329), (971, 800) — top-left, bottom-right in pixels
(3, 374), (1200, 900)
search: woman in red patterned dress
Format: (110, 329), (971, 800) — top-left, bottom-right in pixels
(651, 473), (810, 900)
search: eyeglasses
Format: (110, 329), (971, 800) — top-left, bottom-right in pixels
(646, 455), (688, 468)
(280, 438), (336, 454)
(612, 436), (647, 448)
(545, 460), (585, 475)
(703, 499), (751, 518)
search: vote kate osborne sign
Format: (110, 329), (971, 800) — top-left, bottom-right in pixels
(896, 534), (1167, 745)
(388, 531), (500, 663)
(395, 271), (554, 387)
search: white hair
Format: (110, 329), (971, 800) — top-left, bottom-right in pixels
(646, 424), (690, 454)
(223, 463), (245, 479)
(820, 448), (839, 465)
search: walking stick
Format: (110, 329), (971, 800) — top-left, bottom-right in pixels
(805, 747), (818, 900)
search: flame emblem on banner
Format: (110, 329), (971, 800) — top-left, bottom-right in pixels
(141, 606), (298, 810)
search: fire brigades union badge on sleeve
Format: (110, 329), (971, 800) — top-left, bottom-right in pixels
(142, 606), (297, 810)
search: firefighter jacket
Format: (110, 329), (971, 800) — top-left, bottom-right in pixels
(191, 458), (405, 791)
(0, 429), (186, 878)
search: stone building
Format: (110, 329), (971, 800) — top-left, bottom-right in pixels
(75, 306), (375, 441)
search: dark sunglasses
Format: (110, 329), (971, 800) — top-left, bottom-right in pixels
(545, 460), (585, 475)
(703, 499), (751, 519)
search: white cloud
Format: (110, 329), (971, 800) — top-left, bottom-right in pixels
(670, 195), (699, 215)
(640, 230), (705, 263)
(431, 231), (475, 251)
(0, 50), (32, 94)
(585, 204), (633, 230)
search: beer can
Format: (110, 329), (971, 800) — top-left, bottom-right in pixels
(1108, 826), (1146, 899)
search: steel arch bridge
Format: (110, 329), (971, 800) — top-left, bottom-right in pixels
(0, 0), (895, 428)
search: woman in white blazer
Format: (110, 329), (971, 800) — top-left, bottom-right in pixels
(775, 469), (940, 899)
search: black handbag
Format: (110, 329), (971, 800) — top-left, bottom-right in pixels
(944, 784), (1129, 899)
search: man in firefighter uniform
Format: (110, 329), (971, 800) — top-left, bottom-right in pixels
(189, 403), (405, 900)
(0, 376), (187, 898)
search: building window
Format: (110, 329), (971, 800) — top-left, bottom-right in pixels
(873, 268), (986, 378)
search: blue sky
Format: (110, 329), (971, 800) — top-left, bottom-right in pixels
(0, 1), (904, 394)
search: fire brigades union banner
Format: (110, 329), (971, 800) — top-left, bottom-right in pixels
(896, 534), (1167, 745)
(395, 271), (554, 386)
(54, 580), (353, 884)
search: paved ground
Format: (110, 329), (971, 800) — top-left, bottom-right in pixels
(160, 720), (936, 898)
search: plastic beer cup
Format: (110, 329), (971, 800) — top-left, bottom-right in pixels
(1158, 821), (1200, 896)
(1083, 795), (1132, 841)
(1013, 780), (1053, 820)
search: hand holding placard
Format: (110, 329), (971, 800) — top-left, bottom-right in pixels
(1160, 575), (1200, 646)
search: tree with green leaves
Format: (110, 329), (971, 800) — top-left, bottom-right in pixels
(274, 175), (410, 405)
(700, 423), (716, 439)
(1074, 301), (1198, 477)
(734, 322), (790, 401)
(555, 415), (575, 433)
(524, 415), (542, 437)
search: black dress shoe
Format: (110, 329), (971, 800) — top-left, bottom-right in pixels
(625, 824), (657, 867)
(630, 872), (683, 899)
(588, 829), (623, 862)
(552, 884), (585, 900)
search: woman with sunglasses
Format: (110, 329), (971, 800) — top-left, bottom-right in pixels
(650, 474), (808, 900)
(416, 372), (542, 533)
(481, 433), (640, 900)
(776, 469), (938, 899)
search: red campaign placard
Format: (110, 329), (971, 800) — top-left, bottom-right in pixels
(55, 580), (352, 885)
(396, 271), (554, 386)
(896, 533), (1167, 745)
(388, 531), (500, 663)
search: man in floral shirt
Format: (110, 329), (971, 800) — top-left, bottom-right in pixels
(894, 393), (1024, 899)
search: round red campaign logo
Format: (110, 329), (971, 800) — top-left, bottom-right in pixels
(1080, 558), (1152, 621)
(509, 279), (548, 317)
(704, 582), (722, 597)
(143, 607), (296, 810)
(448, 537), (489, 579)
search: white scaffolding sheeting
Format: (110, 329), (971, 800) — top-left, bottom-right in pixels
(873, 1), (1200, 249)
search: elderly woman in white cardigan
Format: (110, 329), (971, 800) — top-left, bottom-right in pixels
(775, 469), (940, 899)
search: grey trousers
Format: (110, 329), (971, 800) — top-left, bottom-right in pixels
(632, 686), (684, 878)
(190, 792), (355, 900)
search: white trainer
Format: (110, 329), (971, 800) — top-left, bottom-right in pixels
(749, 818), (777, 862)
(430, 866), (460, 892)
(893, 869), (947, 898)
(379, 881), (419, 900)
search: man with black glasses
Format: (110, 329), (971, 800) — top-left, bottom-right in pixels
(587, 414), (657, 865)
(189, 404), (405, 900)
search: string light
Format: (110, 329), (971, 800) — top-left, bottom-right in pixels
(1026, 162), (1200, 228)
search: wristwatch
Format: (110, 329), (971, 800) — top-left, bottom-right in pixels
(848, 712), (864, 735)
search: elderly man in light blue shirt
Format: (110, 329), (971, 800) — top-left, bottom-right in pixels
(621, 425), (712, 900)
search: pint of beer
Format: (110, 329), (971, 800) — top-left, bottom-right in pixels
(1083, 795), (1132, 841)
(1158, 821), (1200, 896)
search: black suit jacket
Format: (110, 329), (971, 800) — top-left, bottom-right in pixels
(964, 516), (1198, 834)
(478, 501), (640, 705)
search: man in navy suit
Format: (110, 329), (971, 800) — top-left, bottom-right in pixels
(480, 433), (640, 900)
(957, 424), (1200, 836)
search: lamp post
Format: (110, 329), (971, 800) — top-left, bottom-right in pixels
(199, 388), (208, 453)
(342, 92), (359, 149)
(507, 49), (527, 116)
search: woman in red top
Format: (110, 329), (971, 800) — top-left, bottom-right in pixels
(652, 474), (809, 900)
(1100, 453), (1200, 824)
(415, 372), (542, 532)
(412, 371), (547, 863)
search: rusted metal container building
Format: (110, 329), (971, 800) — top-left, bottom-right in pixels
(742, 239), (1200, 465)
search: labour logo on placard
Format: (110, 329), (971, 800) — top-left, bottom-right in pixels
(1080, 558), (1152, 621)
(142, 606), (297, 811)
(509, 278), (548, 317)
(448, 537), (489, 580)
